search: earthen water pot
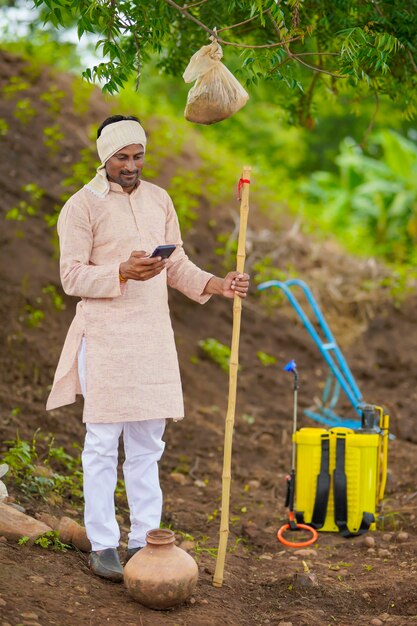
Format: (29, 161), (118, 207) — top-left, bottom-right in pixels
(124, 528), (198, 610)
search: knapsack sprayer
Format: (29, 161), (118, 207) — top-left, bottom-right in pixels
(278, 360), (390, 547)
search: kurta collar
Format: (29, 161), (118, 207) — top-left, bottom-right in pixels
(108, 180), (142, 196)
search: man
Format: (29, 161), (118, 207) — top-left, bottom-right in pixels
(47, 115), (250, 582)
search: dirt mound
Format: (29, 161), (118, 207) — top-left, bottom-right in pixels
(0, 49), (416, 626)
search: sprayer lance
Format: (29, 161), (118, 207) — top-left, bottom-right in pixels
(284, 359), (299, 529)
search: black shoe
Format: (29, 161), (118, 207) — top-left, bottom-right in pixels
(125, 546), (143, 564)
(89, 548), (124, 582)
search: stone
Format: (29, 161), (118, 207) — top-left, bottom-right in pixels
(8, 503), (26, 514)
(29, 576), (46, 584)
(35, 512), (58, 527)
(0, 502), (52, 542)
(397, 531), (409, 543)
(378, 548), (391, 558)
(293, 572), (319, 588)
(179, 540), (195, 553)
(20, 613), (39, 620)
(382, 533), (392, 542)
(169, 472), (188, 485)
(294, 548), (318, 557)
(278, 621), (293, 626)
(36, 513), (91, 552)
(0, 536), (7, 543)
(370, 619), (383, 626)
(194, 479), (206, 488)
(363, 535), (375, 548)
(0, 598), (6, 607)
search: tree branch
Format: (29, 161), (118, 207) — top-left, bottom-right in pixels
(290, 54), (343, 78)
(163, 0), (302, 48)
(163, 0), (215, 37)
(218, 36), (302, 49)
(266, 8), (343, 78)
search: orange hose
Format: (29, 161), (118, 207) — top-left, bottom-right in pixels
(277, 522), (318, 548)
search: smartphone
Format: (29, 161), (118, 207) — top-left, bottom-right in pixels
(150, 244), (176, 259)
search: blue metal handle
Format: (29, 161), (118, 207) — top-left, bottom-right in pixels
(258, 279), (363, 420)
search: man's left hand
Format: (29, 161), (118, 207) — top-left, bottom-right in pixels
(221, 272), (250, 299)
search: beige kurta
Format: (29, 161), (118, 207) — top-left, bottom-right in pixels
(46, 180), (213, 423)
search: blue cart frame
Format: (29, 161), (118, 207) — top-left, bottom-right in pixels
(258, 278), (365, 429)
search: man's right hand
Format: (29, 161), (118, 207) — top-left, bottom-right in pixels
(119, 250), (168, 282)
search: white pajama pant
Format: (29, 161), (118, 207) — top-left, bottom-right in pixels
(78, 337), (166, 552)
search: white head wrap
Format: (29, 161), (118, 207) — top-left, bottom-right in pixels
(86, 120), (147, 197)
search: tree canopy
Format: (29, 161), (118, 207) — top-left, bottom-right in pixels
(31, 0), (417, 124)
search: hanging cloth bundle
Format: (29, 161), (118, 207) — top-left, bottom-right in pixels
(182, 40), (249, 125)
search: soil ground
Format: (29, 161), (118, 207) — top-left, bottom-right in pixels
(0, 50), (416, 626)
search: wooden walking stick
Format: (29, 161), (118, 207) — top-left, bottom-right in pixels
(213, 166), (251, 588)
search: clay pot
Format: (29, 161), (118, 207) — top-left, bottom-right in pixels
(124, 528), (198, 610)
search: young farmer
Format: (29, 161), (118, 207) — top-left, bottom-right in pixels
(47, 115), (249, 581)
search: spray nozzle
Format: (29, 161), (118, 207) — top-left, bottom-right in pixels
(284, 359), (297, 373)
(284, 359), (299, 390)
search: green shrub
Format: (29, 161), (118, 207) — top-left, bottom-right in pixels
(198, 338), (232, 373)
(2, 431), (83, 503)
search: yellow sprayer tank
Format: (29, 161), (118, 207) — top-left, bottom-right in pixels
(294, 414), (389, 535)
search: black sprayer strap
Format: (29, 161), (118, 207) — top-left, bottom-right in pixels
(333, 434), (349, 535)
(295, 434), (330, 527)
(333, 433), (374, 537)
(285, 469), (295, 510)
(284, 469), (298, 530)
(310, 434), (331, 529)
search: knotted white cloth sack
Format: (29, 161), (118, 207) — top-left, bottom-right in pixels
(183, 41), (249, 125)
